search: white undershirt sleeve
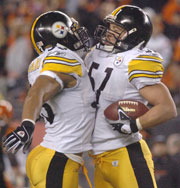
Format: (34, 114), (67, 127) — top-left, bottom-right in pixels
(40, 70), (64, 89)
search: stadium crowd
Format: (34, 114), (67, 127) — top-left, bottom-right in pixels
(0, 0), (180, 187)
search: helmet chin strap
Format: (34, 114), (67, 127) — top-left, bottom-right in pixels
(56, 43), (67, 49)
(98, 40), (144, 53)
(97, 43), (119, 53)
(103, 45), (114, 51)
(115, 40), (145, 52)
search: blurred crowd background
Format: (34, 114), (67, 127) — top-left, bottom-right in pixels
(0, 0), (180, 188)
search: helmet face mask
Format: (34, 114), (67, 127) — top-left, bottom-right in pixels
(95, 23), (128, 49)
(73, 27), (90, 52)
(31, 11), (90, 54)
(94, 5), (152, 53)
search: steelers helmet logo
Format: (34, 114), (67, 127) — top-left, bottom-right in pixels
(52, 21), (67, 38)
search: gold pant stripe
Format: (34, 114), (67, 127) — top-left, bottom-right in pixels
(82, 165), (93, 188)
(26, 145), (80, 188)
(139, 140), (157, 187)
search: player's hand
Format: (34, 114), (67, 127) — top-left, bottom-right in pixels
(107, 107), (139, 134)
(2, 120), (35, 154)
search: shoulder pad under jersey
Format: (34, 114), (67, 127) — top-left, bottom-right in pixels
(128, 49), (164, 89)
(41, 47), (82, 77)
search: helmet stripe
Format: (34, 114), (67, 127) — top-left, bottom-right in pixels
(31, 16), (41, 54)
(112, 6), (125, 16)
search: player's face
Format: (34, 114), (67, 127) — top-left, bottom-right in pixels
(104, 23), (127, 45)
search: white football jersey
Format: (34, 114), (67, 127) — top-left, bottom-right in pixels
(28, 45), (96, 154)
(85, 45), (164, 155)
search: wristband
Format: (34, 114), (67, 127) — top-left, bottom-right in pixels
(136, 118), (143, 130)
(40, 71), (64, 90)
(22, 119), (35, 125)
(21, 119), (35, 132)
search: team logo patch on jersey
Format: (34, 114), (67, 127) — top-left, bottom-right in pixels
(52, 21), (67, 38)
(113, 56), (123, 68)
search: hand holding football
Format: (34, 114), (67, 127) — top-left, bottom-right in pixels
(104, 100), (149, 120)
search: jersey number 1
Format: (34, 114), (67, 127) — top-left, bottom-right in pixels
(88, 62), (113, 105)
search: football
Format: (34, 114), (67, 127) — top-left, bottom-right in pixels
(104, 100), (149, 120)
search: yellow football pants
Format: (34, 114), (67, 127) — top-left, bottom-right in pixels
(91, 139), (157, 188)
(26, 145), (80, 188)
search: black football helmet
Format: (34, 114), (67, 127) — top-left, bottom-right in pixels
(94, 5), (152, 52)
(31, 11), (90, 54)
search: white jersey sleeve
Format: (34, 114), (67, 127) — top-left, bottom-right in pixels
(128, 50), (164, 90)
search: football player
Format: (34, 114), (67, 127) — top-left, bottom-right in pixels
(3, 11), (96, 188)
(85, 5), (177, 188)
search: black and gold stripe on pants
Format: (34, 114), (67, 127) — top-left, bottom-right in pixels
(93, 139), (157, 188)
(127, 141), (156, 188)
(26, 145), (80, 188)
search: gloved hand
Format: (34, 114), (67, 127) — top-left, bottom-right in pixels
(2, 120), (35, 154)
(107, 106), (139, 134)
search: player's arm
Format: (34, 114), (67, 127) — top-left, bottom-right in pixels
(22, 72), (76, 121)
(110, 53), (177, 134)
(108, 82), (177, 134)
(3, 72), (76, 153)
(138, 82), (177, 129)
